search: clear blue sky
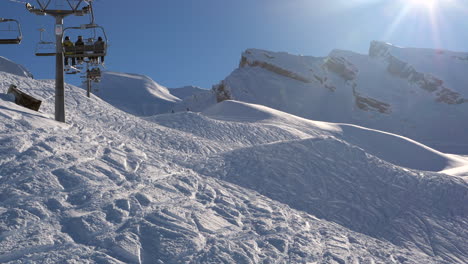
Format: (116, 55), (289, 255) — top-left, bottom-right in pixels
(2, 0), (468, 88)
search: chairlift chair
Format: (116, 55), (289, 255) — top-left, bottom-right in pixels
(62, 24), (108, 62)
(35, 28), (55, 56)
(86, 67), (101, 82)
(0, 18), (23, 44)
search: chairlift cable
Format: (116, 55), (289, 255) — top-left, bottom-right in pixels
(8, 0), (28, 4)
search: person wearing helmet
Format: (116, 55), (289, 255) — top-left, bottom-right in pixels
(63, 36), (76, 66)
(75, 35), (85, 63)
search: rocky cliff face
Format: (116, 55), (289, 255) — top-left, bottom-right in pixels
(218, 48), (391, 115)
(323, 55), (358, 81)
(239, 51), (312, 83)
(213, 81), (233, 103)
(369, 41), (467, 105)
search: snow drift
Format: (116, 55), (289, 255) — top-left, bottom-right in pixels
(91, 71), (181, 116)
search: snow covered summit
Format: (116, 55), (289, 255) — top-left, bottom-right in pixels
(206, 42), (468, 154)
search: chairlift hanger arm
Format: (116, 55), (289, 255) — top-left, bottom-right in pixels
(65, 0), (85, 11)
(66, 0), (75, 10)
(35, 0), (51, 10)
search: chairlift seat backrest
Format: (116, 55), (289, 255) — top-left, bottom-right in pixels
(63, 43), (107, 57)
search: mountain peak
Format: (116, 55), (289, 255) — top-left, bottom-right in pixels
(207, 43), (468, 153)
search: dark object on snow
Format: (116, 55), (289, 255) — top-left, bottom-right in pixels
(7, 84), (42, 111)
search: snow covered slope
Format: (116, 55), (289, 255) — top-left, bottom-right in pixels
(200, 101), (466, 172)
(1, 68), (467, 262)
(195, 101), (468, 263)
(0, 56), (33, 79)
(151, 101), (468, 263)
(169, 85), (217, 113)
(169, 85), (206, 100)
(91, 71), (181, 116)
(206, 42), (468, 154)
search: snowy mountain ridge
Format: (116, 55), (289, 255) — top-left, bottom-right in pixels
(203, 41), (468, 154)
(169, 86), (207, 100)
(0, 56), (33, 79)
(369, 41), (468, 104)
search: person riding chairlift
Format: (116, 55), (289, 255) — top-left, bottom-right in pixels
(93, 36), (105, 65)
(75, 35), (85, 63)
(63, 36), (76, 66)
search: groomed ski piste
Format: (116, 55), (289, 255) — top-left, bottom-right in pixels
(1, 56), (468, 263)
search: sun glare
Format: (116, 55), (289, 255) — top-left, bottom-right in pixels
(407, 0), (438, 10)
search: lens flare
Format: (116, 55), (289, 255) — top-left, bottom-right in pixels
(406, 0), (438, 10)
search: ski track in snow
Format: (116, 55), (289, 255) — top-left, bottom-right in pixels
(0, 71), (467, 263)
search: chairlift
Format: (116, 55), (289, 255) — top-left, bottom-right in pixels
(35, 28), (55, 56)
(86, 67), (101, 82)
(0, 18), (22, 44)
(80, 66), (101, 81)
(62, 24), (108, 63)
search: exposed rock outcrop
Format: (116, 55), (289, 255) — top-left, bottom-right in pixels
(353, 86), (391, 114)
(324, 56), (358, 81)
(437, 88), (467, 104)
(370, 41), (466, 105)
(354, 93), (391, 114)
(213, 81), (233, 103)
(368, 41), (392, 58)
(240, 53), (311, 83)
